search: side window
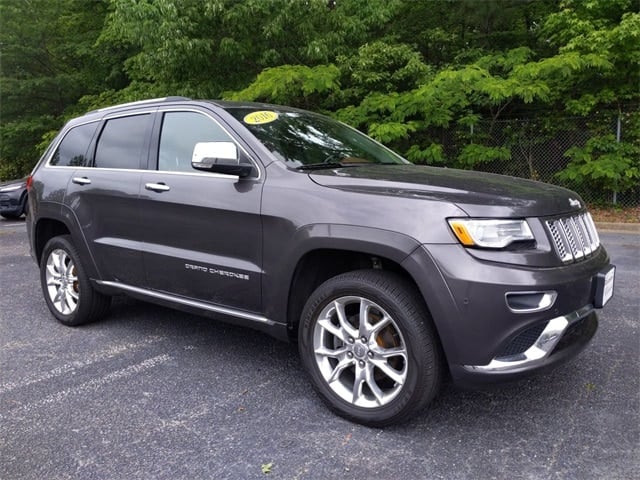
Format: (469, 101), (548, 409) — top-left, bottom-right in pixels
(94, 114), (150, 169)
(49, 122), (98, 167)
(158, 112), (236, 172)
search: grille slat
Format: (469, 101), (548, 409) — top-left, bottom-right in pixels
(585, 212), (600, 247)
(575, 215), (593, 255)
(545, 213), (600, 263)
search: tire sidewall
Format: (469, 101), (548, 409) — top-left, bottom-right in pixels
(21, 193), (28, 217)
(40, 235), (90, 326)
(299, 271), (437, 426)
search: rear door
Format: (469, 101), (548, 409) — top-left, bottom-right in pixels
(138, 108), (264, 312)
(64, 112), (153, 286)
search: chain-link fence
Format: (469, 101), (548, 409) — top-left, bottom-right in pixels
(435, 109), (639, 208)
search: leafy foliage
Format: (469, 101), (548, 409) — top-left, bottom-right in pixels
(0, 0), (128, 177)
(0, 0), (638, 206)
(227, 64), (341, 108)
(457, 144), (511, 169)
(557, 134), (640, 195)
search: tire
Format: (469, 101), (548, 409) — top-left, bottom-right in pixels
(21, 194), (28, 217)
(40, 235), (110, 326)
(1, 213), (21, 220)
(298, 269), (442, 427)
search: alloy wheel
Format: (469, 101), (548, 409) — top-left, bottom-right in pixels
(45, 248), (80, 315)
(312, 295), (408, 408)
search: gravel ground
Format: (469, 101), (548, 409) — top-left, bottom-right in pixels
(1, 218), (638, 480)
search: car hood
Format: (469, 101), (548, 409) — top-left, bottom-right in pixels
(308, 165), (585, 218)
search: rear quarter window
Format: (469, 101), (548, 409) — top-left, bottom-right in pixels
(49, 122), (98, 167)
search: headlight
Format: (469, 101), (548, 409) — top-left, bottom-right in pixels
(0, 184), (24, 193)
(448, 218), (534, 249)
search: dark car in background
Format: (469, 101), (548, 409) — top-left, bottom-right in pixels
(0, 177), (28, 219)
(25, 97), (615, 426)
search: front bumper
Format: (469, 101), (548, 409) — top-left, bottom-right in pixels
(0, 192), (25, 215)
(401, 243), (611, 385)
(458, 304), (597, 381)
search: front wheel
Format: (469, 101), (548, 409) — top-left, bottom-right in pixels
(298, 270), (442, 427)
(40, 235), (110, 326)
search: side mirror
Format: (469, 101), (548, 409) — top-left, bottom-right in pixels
(191, 142), (253, 178)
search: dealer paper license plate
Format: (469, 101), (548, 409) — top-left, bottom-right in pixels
(594, 265), (615, 308)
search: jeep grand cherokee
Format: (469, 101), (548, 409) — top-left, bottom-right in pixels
(26, 97), (615, 426)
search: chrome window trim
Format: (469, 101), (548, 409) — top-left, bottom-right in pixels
(43, 106), (261, 180)
(43, 110), (156, 169)
(47, 165), (241, 181)
(155, 107), (263, 180)
(46, 165), (147, 173)
(101, 108), (156, 120)
(43, 118), (102, 168)
(142, 169), (244, 181)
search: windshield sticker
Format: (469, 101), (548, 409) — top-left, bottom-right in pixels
(243, 111), (278, 125)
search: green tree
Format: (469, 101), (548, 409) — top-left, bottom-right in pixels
(0, 0), (126, 179)
(394, 0), (559, 67)
(557, 133), (640, 201)
(542, 0), (640, 201)
(96, 0), (400, 102)
(1, 0), (638, 206)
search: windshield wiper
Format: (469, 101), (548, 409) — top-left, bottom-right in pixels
(296, 162), (354, 171)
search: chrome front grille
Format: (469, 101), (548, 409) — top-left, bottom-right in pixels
(545, 212), (600, 263)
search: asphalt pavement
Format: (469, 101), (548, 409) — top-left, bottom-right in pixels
(1, 218), (638, 480)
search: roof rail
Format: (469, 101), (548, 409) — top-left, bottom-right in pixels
(90, 96), (192, 114)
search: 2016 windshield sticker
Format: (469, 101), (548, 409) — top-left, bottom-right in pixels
(243, 111), (278, 125)
(185, 263), (249, 281)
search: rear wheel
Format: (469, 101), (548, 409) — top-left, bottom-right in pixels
(299, 270), (442, 427)
(40, 235), (110, 326)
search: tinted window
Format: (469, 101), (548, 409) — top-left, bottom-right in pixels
(95, 114), (150, 169)
(158, 112), (234, 172)
(224, 107), (407, 168)
(50, 122), (98, 167)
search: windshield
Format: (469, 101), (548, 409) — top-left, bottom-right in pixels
(224, 107), (408, 168)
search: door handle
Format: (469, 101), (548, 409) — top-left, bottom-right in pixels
(145, 182), (170, 192)
(72, 177), (91, 185)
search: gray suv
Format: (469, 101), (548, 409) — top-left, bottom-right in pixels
(26, 97), (615, 426)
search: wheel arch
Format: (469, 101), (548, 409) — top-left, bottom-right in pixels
(34, 217), (71, 263)
(267, 224), (441, 344)
(33, 204), (101, 281)
(285, 249), (417, 335)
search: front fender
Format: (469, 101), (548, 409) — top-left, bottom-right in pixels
(262, 223), (422, 325)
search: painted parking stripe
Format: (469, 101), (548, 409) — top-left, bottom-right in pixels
(0, 335), (166, 393)
(0, 354), (172, 419)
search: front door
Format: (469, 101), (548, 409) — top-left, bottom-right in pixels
(138, 110), (263, 313)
